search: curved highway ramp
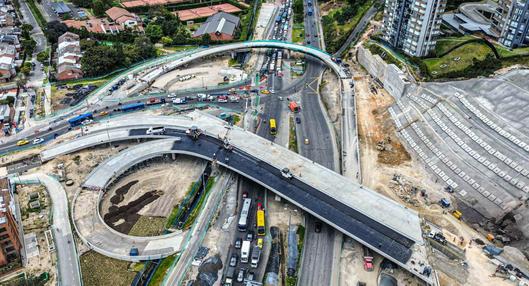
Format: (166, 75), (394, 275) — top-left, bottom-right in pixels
(40, 111), (433, 284)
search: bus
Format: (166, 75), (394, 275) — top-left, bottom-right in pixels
(68, 113), (93, 127)
(256, 209), (265, 236)
(269, 119), (277, 135)
(238, 198), (252, 231)
(120, 102), (145, 112)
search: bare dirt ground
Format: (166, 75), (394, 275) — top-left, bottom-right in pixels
(101, 157), (205, 218)
(17, 185), (57, 286)
(152, 56), (246, 91)
(348, 49), (523, 286)
(320, 69), (342, 138)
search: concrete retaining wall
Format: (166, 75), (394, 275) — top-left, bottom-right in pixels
(357, 46), (411, 99)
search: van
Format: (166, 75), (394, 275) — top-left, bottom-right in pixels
(146, 126), (166, 135)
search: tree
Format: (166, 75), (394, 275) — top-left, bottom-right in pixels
(20, 63), (31, 76)
(81, 45), (122, 76)
(21, 24), (33, 39)
(37, 50), (49, 65)
(45, 21), (68, 44)
(145, 23), (163, 43)
(133, 36), (156, 59)
(161, 36), (173, 46)
(71, 0), (91, 8)
(21, 39), (36, 57)
(92, 0), (111, 17)
(201, 33), (211, 45)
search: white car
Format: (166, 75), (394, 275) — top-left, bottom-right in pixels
(167, 93), (177, 98)
(81, 119), (93, 126)
(32, 138), (44, 145)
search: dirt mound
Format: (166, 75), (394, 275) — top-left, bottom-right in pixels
(103, 190), (162, 234)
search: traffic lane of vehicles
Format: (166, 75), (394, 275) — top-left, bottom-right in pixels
(224, 180), (266, 285)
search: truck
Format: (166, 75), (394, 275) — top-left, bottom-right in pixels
(241, 240), (251, 263)
(172, 97), (187, 104)
(217, 95), (228, 103)
(250, 246), (261, 268)
(229, 95), (240, 103)
(224, 266), (236, 285)
(363, 247), (374, 271)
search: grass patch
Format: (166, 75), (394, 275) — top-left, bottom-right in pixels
(292, 23), (305, 44)
(54, 68), (125, 86)
(365, 42), (404, 69)
(322, 0), (374, 53)
(147, 255), (177, 286)
(80, 251), (137, 286)
(434, 35), (477, 55)
(182, 177), (215, 229)
(495, 45), (529, 58)
(128, 216), (166, 236)
(289, 116), (298, 153)
(423, 42), (493, 77)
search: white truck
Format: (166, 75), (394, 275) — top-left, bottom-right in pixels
(250, 246), (261, 268)
(146, 126), (165, 135)
(241, 240), (251, 263)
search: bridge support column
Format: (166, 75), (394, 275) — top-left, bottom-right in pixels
(171, 153), (176, 160)
(230, 52), (237, 59)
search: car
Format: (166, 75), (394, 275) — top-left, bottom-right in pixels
(247, 271), (255, 281)
(281, 168), (293, 179)
(304, 138), (310, 145)
(295, 117), (301, 124)
(235, 238), (242, 249)
(229, 254), (238, 267)
(261, 89), (270, 94)
(242, 192), (248, 199)
(257, 238), (263, 249)
(246, 231), (254, 241)
(99, 111), (109, 116)
(81, 119), (93, 126)
(270, 89), (275, 94)
(32, 138), (44, 145)
(16, 139), (29, 146)
(167, 93), (177, 98)
(278, 96), (283, 101)
(315, 221), (322, 233)
(237, 268), (245, 282)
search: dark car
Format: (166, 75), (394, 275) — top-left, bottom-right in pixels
(247, 271), (255, 281)
(246, 231), (254, 241)
(315, 221), (322, 233)
(229, 254), (238, 267)
(295, 117), (301, 124)
(235, 238), (242, 249)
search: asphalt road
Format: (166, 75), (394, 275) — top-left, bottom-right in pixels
(296, 0), (339, 285)
(0, 85), (247, 155)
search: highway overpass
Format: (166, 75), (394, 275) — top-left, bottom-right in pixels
(41, 112), (433, 284)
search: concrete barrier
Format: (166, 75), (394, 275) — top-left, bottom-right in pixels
(357, 46), (411, 99)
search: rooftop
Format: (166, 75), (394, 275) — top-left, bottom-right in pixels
(193, 12), (240, 37)
(175, 4), (241, 21)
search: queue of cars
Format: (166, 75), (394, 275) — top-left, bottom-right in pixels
(261, 0), (292, 76)
(224, 192), (266, 285)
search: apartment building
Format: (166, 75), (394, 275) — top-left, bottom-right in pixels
(492, 0), (529, 48)
(0, 178), (21, 267)
(381, 0), (446, 57)
(56, 32), (83, 81)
